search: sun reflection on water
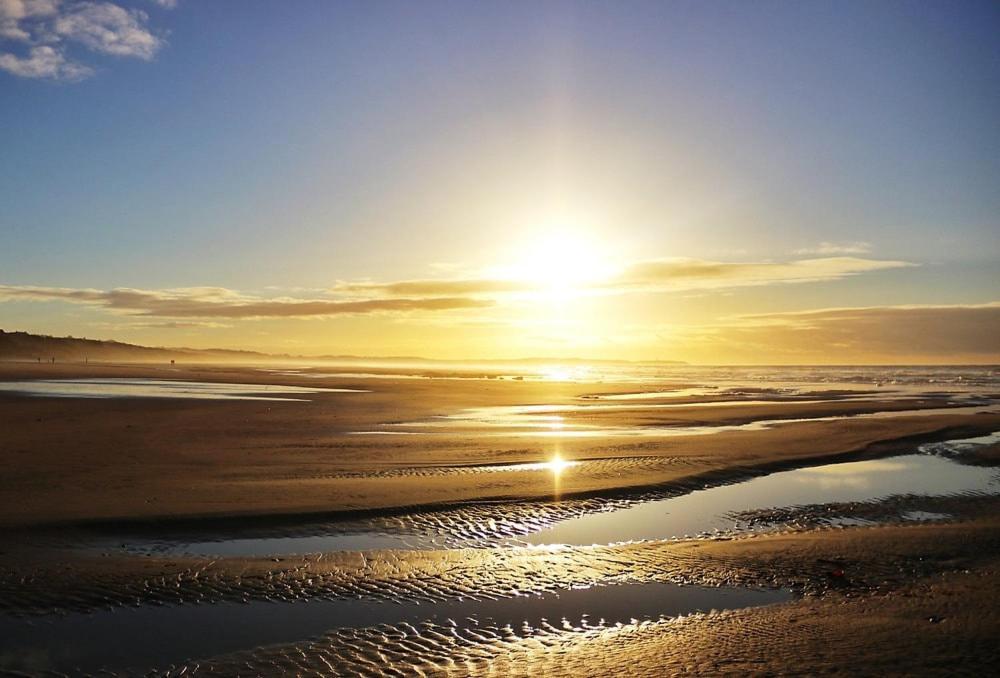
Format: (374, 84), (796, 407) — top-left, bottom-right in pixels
(546, 453), (573, 475)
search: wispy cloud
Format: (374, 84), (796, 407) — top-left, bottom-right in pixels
(793, 241), (872, 256)
(0, 43), (90, 78)
(0, 0), (58, 41)
(338, 256), (913, 298)
(0, 0), (167, 80)
(0, 285), (493, 318)
(54, 1), (162, 58)
(612, 256), (905, 290)
(681, 303), (1000, 361)
(0, 256), (915, 322)
(129, 320), (230, 329)
(337, 278), (534, 297)
(87, 319), (229, 332)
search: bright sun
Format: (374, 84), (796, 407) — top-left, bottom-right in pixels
(505, 228), (613, 297)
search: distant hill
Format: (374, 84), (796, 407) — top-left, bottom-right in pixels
(0, 330), (269, 363)
(0, 329), (687, 366)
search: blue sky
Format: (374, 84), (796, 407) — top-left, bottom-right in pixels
(1, 1), (998, 361)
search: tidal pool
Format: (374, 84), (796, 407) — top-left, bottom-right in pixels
(124, 530), (432, 556)
(0, 582), (790, 675)
(524, 451), (1000, 546)
(0, 378), (366, 400)
(364, 401), (997, 438)
(99, 434), (1000, 558)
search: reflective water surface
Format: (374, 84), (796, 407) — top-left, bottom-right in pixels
(361, 400), (996, 438)
(0, 582), (790, 675)
(101, 434), (1000, 558)
(525, 451), (1000, 546)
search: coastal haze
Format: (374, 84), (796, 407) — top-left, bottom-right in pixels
(2, 1), (999, 676)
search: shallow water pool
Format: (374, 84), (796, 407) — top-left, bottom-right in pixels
(0, 581), (789, 675)
(101, 434), (1000, 558)
(524, 451), (999, 546)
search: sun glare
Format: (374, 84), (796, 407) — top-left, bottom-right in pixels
(540, 365), (591, 382)
(546, 453), (573, 475)
(502, 227), (615, 299)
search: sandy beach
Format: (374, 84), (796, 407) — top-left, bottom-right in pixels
(1, 362), (996, 528)
(0, 363), (998, 675)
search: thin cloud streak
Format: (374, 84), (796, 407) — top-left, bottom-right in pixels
(0, 285), (492, 318)
(0, 257), (913, 321)
(338, 256), (914, 297)
(613, 256), (908, 290)
(793, 241), (872, 256)
(337, 278), (534, 297)
(681, 303), (1000, 361)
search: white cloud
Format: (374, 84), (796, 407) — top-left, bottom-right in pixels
(0, 43), (90, 78)
(0, 0), (60, 21)
(793, 241), (872, 256)
(0, 0), (165, 80)
(149, 0), (176, 8)
(54, 2), (161, 59)
(0, 0), (59, 40)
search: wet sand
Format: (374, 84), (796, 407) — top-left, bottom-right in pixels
(1, 362), (998, 674)
(1, 362), (996, 528)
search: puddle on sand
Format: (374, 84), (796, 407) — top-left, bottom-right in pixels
(0, 378), (366, 401)
(125, 529), (433, 556)
(104, 436), (1000, 558)
(360, 401), (998, 438)
(899, 510), (950, 521)
(525, 452), (1000, 546)
(0, 582), (789, 675)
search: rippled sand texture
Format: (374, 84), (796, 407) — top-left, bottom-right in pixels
(0, 362), (999, 674)
(171, 569), (999, 677)
(5, 513), (1000, 674)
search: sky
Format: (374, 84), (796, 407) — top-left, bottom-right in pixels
(1, 0), (998, 363)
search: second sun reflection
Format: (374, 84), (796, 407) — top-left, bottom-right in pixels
(456, 452), (577, 496)
(546, 451), (575, 499)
